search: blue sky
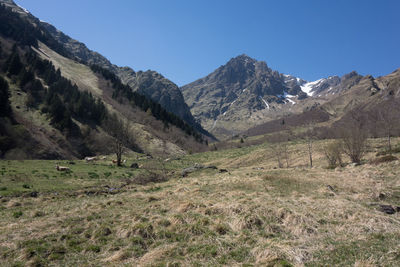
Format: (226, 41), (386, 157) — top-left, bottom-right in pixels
(15, 0), (400, 86)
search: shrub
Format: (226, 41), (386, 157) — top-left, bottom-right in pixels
(324, 141), (343, 168)
(339, 111), (368, 164)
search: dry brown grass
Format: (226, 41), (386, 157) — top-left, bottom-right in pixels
(0, 138), (400, 266)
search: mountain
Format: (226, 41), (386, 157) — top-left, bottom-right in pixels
(38, 16), (204, 134)
(182, 54), (399, 140)
(246, 68), (400, 139)
(181, 54), (307, 138)
(0, 1), (208, 159)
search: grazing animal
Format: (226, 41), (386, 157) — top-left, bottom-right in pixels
(85, 156), (97, 162)
(55, 164), (70, 171)
(112, 159), (126, 164)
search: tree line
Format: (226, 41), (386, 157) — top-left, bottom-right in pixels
(90, 64), (205, 143)
(2, 45), (107, 137)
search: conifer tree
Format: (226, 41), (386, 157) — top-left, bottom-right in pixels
(6, 52), (23, 76)
(0, 76), (12, 117)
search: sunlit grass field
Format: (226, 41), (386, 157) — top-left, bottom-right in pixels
(1, 138), (400, 266)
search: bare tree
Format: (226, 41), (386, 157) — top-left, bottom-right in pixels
(158, 139), (169, 180)
(271, 143), (284, 168)
(377, 99), (399, 154)
(340, 110), (368, 164)
(304, 121), (317, 168)
(103, 113), (134, 166)
(270, 130), (291, 168)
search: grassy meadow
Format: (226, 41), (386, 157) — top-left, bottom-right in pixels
(1, 138), (400, 266)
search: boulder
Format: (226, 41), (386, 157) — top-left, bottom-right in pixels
(130, 163), (139, 169)
(379, 205), (396, 214)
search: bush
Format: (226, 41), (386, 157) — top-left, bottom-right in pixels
(339, 112), (368, 164)
(324, 141), (343, 168)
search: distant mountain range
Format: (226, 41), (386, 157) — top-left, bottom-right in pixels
(181, 54), (400, 139)
(1, 0), (399, 152)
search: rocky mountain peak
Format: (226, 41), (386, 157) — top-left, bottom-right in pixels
(181, 55), (309, 138)
(343, 70), (360, 80)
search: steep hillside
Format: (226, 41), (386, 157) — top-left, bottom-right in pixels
(120, 70), (202, 130)
(37, 8), (203, 134)
(0, 2), (208, 159)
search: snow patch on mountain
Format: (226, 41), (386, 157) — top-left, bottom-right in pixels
(300, 78), (325, 96)
(287, 98), (296, 105)
(259, 96), (270, 109)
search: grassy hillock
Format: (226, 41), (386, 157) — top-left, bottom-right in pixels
(1, 138), (400, 266)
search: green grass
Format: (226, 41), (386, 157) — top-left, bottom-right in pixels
(307, 233), (400, 266)
(0, 160), (143, 196)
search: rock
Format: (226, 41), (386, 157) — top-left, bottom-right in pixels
(182, 164), (204, 177)
(107, 188), (118, 194)
(379, 205), (396, 214)
(193, 163), (205, 169)
(182, 167), (195, 177)
(130, 163), (139, 169)
(181, 164), (219, 177)
(327, 185), (335, 192)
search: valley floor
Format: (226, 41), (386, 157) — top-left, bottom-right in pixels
(1, 138), (400, 266)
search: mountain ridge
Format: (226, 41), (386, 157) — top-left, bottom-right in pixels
(0, 1), (209, 159)
(34, 5), (207, 135)
(181, 54), (308, 138)
(181, 53), (399, 139)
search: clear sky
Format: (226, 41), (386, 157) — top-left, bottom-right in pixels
(15, 0), (400, 86)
